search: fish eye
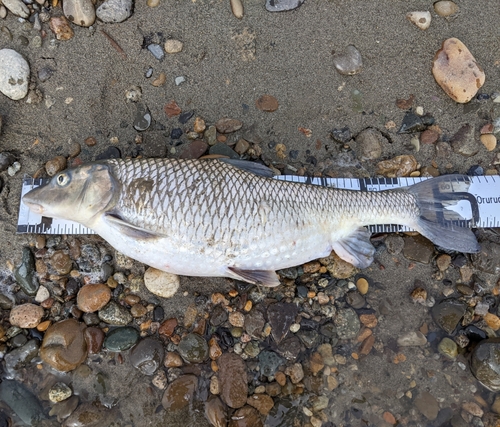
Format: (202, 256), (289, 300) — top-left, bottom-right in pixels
(56, 173), (70, 186)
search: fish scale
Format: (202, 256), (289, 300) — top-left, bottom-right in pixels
(21, 158), (480, 286)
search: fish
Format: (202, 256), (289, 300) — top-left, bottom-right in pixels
(22, 157), (480, 287)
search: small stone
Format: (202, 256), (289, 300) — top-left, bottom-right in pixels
(256, 95), (279, 112)
(258, 350), (284, 377)
(265, 0), (304, 12)
(164, 351), (183, 368)
(403, 234), (434, 264)
(2, 0), (29, 17)
(376, 155), (417, 177)
(471, 338), (500, 391)
(103, 326), (139, 351)
(96, 0), (132, 23)
(84, 327), (105, 353)
(162, 375), (198, 411)
(98, 301), (132, 325)
(193, 117), (206, 133)
(216, 118), (243, 134)
(285, 363), (304, 384)
(63, 0), (95, 26)
(179, 139), (208, 159)
(436, 254), (451, 272)
(450, 123), (478, 157)
(130, 338), (164, 375)
(332, 45), (363, 75)
(247, 394), (274, 415)
(432, 38), (485, 103)
(10, 303), (44, 328)
(481, 133), (497, 151)
(218, 353), (248, 408)
(485, 313), (500, 331)
(35, 286), (50, 303)
(234, 138), (250, 155)
(410, 287), (427, 305)
(0, 49), (30, 100)
(229, 406), (263, 427)
(406, 11), (431, 30)
(209, 337), (223, 360)
(397, 331), (427, 347)
(462, 401), (484, 418)
(354, 128), (385, 160)
(144, 267), (180, 298)
(245, 309), (265, 339)
(438, 337), (458, 358)
(49, 16), (74, 41)
(146, 0), (159, 6)
(383, 411), (397, 425)
(49, 382), (72, 403)
(420, 129), (439, 144)
(230, 0), (243, 18)
(178, 333), (208, 363)
(432, 298), (466, 334)
(4, 340), (39, 377)
(164, 39), (183, 53)
(309, 352), (324, 375)
(229, 311), (245, 328)
(319, 251), (357, 279)
(334, 308), (360, 339)
(209, 143), (239, 159)
(268, 302), (298, 344)
(434, 1), (459, 17)
(356, 277), (369, 295)
(414, 391), (439, 420)
(164, 100), (182, 117)
(152, 72), (166, 87)
(159, 318), (177, 337)
(40, 319), (87, 372)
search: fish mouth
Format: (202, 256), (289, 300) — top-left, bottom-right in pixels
(22, 196), (45, 214)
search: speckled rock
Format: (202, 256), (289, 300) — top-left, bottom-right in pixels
(130, 338), (164, 375)
(77, 284), (111, 313)
(98, 301), (132, 325)
(334, 308), (360, 339)
(229, 406), (263, 427)
(376, 155), (417, 177)
(178, 333), (208, 363)
(63, 0), (96, 27)
(432, 38), (485, 103)
(164, 39), (183, 53)
(9, 303), (44, 328)
(15, 246), (39, 296)
(40, 319), (88, 372)
(218, 353), (248, 408)
(96, 0), (132, 23)
(162, 375), (198, 410)
(354, 128), (385, 160)
(470, 338), (500, 391)
(49, 382), (72, 403)
(144, 267), (180, 298)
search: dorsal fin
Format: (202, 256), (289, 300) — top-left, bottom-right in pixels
(218, 159), (275, 178)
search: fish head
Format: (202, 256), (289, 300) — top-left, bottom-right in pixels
(22, 163), (118, 225)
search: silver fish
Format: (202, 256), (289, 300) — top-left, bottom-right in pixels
(22, 158), (479, 286)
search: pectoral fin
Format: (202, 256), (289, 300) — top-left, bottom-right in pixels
(228, 267), (281, 287)
(331, 227), (375, 268)
(104, 213), (161, 240)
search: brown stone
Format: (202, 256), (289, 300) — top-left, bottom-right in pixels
(193, 117), (206, 133)
(420, 129), (439, 144)
(9, 303), (44, 328)
(164, 100), (181, 117)
(84, 327), (105, 354)
(162, 375), (198, 410)
(247, 394), (274, 415)
(218, 353), (248, 408)
(432, 38), (485, 103)
(359, 314), (377, 328)
(396, 94), (415, 109)
(309, 352), (324, 375)
(303, 261), (321, 274)
(215, 118), (243, 134)
(49, 16), (74, 41)
(209, 337), (223, 360)
(255, 95), (279, 112)
(84, 136), (97, 146)
(179, 139), (208, 159)
(229, 406), (263, 427)
(40, 319), (87, 372)
(359, 334), (375, 355)
(275, 371), (286, 386)
(164, 351), (183, 367)
(376, 155), (417, 177)
(45, 157), (67, 177)
(77, 284), (111, 313)
(159, 318), (177, 337)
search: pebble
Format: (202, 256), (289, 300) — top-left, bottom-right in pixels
(431, 298), (466, 334)
(0, 380), (44, 425)
(178, 333), (208, 363)
(162, 375), (198, 410)
(218, 352), (248, 408)
(434, 1), (459, 17)
(319, 251), (357, 279)
(414, 391), (439, 420)
(471, 339), (500, 391)
(396, 331), (427, 347)
(9, 303), (44, 328)
(49, 395), (79, 421)
(49, 382), (72, 403)
(205, 125), (218, 145)
(84, 327), (105, 353)
(133, 104), (152, 131)
(49, 16), (74, 41)
(450, 124), (478, 157)
(146, 0), (159, 6)
(438, 337), (458, 358)
(402, 234), (434, 264)
(63, 0), (95, 26)
(356, 277), (369, 295)
(420, 128), (439, 145)
(247, 394), (274, 415)
(256, 95), (279, 112)
(40, 319), (88, 372)
(103, 326), (139, 351)
(179, 139), (208, 159)
(258, 350), (284, 377)
(244, 309), (265, 339)
(164, 351), (183, 367)
(0, 5), (5, 18)
(63, 402), (114, 426)
(480, 133), (497, 151)
(406, 11), (431, 30)
(209, 143), (239, 159)
(96, 0), (132, 23)
(4, 340), (39, 377)
(332, 45), (363, 75)
(98, 301), (132, 325)
(267, 302), (298, 344)
(159, 317), (177, 336)
(0, 49), (29, 100)
(376, 155), (417, 177)
(229, 311), (245, 328)
(130, 337), (164, 375)
(2, 0), (29, 18)
(143, 267), (180, 298)
(14, 248), (39, 296)
(205, 396), (227, 427)
(432, 38), (485, 103)
(471, 241), (500, 274)
(265, 0), (304, 12)
(76, 284), (111, 313)
(354, 128), (385, 160)
(164, 39), (183, 53)
(229, 405), (263, 427)
(285, 363), (304, 384)
(152, 73), (166, 87)
(334, 308), (360, 339)
(398, 111), (434, 134)
(215, 118), (243, 134)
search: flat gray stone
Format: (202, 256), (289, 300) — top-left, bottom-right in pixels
(2, 0), (29, 18)
(96, 0), (132, 23)
(0, 49), (30, 101)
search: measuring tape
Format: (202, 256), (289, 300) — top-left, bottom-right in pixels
(17, 175), (500, 235)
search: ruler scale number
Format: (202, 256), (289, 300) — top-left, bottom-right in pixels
(17, 175), (500, 235)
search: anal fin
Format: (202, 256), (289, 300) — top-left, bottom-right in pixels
(331, 227), (375, 268)
(104, 213), (161, 240)
(228, 267), (281, 287)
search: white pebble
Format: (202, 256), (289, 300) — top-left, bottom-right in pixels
(289, 323), (300, 333)
(144, 267), (179, 298)
(415, 106), (424, 115)
(0, 49), (30, 100)
(406, 11), (431, 30)
(175, 76), (185, 86)
(2, 0), (29, 18)
(35, 286), (50, 303)
(164, 39), (183, 54)
(230, 0), (243, 19)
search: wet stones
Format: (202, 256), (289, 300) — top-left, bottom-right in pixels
(96, 0), (132, 23)
(205, 396), (227, 427)
(402, 234), (435, 264)
(218, 353), (248, 408)
(470, 339), (500, 391)
(432, 38), (485, 103)
(84, 327), (105, 353)
(432, 298), (467, 334)
(162, 375), (198, 410)
(258, 350), (284, 377)
(15, 247), (39, 296)
(0, 49), (29, 101)
(4, 339), (39, 377)
(229, 406), (263, 427)
(376, 155), (417, 177)
(414, 391), (439, 420)
(48, 382), (72, 403)
(63, 0), (96, 27)
(144, 267), (180, 298)
(332, 45), (363, 75)
(77, 284), (111, 313)
(397, 331), (427, 347)
(130, 338), (164, 375)
(98, 301), (132, 325)
(267, 302), (298, 344)
(9, 303), (44, 328)
(103, 326), (139, 351)
(471, 241), (500, 274)
(49, 250), (72, 274)
(178, 333), (208, 363)
(40, 319), (88, 372)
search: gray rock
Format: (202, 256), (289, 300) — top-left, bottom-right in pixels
(130, 338), (164, 375)
(432, 298), (466, 334)
(96, 0), (132, 23)
(334, 308), (360, 340)
(414, 391), (439, 420)
(397, 331), (427, 347)
(403, 234), (435, 263)
(4, 339), (39, 377)
(470, 338), (500, 391)
(147, 44), (164, 60)
(471, 241), (500, 274)
(267, 302), (298, 344)
(2, 0), (29, 18)
(450, 124), (479, 157)
(266, 0), (305, 12)
(63, 0), (96, 27)
(258, 350), (284, 377)
(98, 301), (132, 325)
(0, 49), (30, 101)
(14, 247), (39, 296)
(178, 333), (208, 363)
(0, 152), (15, 172)
(0, 380), (45, 424)
(354, 128), (385, 160)
(332, 45), (363, 75)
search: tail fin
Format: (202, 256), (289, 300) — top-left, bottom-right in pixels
(408, 174), (480, 253)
